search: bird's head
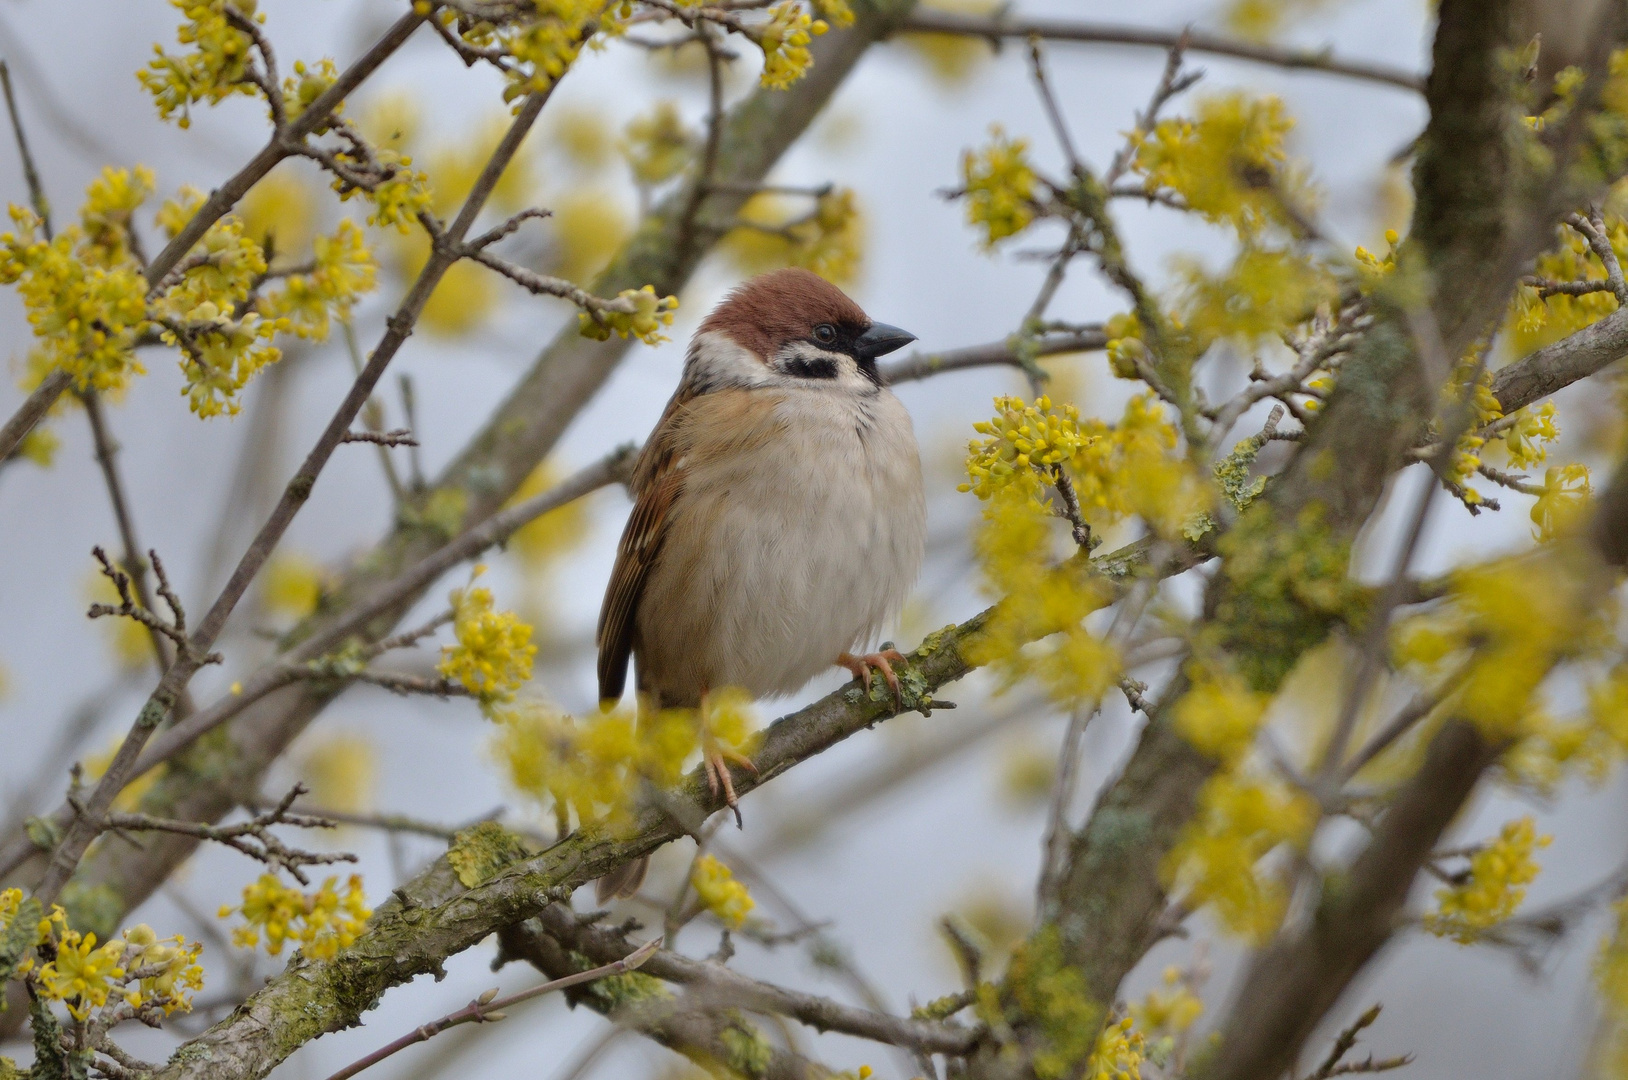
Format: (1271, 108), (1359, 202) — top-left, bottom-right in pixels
(690, 267), (916, 392)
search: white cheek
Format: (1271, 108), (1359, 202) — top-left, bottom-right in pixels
(685, 331), (775, 389)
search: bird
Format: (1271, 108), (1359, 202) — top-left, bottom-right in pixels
(593, 267), (926, 900)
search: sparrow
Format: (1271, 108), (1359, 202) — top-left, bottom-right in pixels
(594, 267), (926, 900)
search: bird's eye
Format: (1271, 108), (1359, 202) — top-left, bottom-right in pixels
(813, 323), (836, 344)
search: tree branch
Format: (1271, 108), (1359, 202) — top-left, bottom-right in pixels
(896, 11), (1424, 93)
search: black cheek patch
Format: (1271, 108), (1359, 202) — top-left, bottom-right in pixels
(783, 356), (839, 379)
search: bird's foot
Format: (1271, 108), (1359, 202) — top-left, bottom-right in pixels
(701, 726), (757, 827)
(837, 648), (907, 707)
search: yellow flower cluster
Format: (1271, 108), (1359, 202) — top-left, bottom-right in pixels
(1509, 216), (1628, 353)
(152, 186), (295, 417)
(432, 0), (602, 103)
(1084, 1016), (1145, 1080)
(1132, 93), (1301, 237)
(960, 394), (1208, 705)
(0, 205), (149, 394)
(1175, 245), (1337, 351)
(1392, 552), (1593, 740)
(1130, 965), (1204, 1036)
(964, 394), (1091, 501)
(1172, 661), (1270, 764)
(507, 460), (593, 577)
(138, 0), (262, 127)
(1439, 363), (1571, 511)
(723, 189), (865, 285)
(219, 873), (370, 959)
(623, 101), (696, 187)
(963, 394), (1208, 537)
(262, 219), (377, 340)
(334, 148), (435, 233)
(1353, 229), (1400, 280)
(961, 127), (1037, 248)
(260, 550), (330, 620)
(579, 285), (680, 345)
(757, 2), (829, 90)
(17, 900), (204, 1021)
(966, 486), (1121, 704)
(1530, 463), (1592, 542)
(690, 854), (755, 928)
(282, 58), (338, 126)
(814, 0), (855, 27)
(490, 693), (756, 832)
(1424, 817), (1551, 944)
(1163, 773), (1317, 942)
(438, 568), (538, 705)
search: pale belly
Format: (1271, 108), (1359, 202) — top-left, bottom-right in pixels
(634, 390), (925, 706)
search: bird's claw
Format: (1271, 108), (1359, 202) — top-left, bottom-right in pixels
(837, 649), (907, 707)
(703, 742), (757, 828)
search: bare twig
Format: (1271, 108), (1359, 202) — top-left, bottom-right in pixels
(341, 428), (418, 447)
(899, 11), (1424, 93)
(879, 329), (1108, 384)
(321, 940), (661, 1080)
(30, 77), (552, 909)
(97, 784), (352, 885)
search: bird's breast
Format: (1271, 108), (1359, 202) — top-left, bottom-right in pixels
(636, 387), (926, 703)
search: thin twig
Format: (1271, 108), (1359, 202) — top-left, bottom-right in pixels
(899, 11), (1424, 93)
(96, 784), (352, 886)
(341, 428), (418, 447)
(30, 77), (553, 909)
(321, 940), (660, 1080)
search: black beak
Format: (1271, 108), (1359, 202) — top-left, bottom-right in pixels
(855, 322), (916, 360)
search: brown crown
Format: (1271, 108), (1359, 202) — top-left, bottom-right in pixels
(697, 267), (871, 360)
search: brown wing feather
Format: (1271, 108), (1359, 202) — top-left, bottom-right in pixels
(596, 394), (689, 703)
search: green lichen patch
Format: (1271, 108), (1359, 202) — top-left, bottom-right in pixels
(447, 822), (531, 888)
(1212, 503), (1361, 692)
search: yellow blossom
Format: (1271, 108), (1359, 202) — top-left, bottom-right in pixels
(898, 0), (998, 86)
(961, 127), (1036, 247)
(138, 0), (263, 127)
(1130, 965), (1204, 1035)
(1085, 1016), (1145, 1080)
(579, 285), (679, 345)
(0, 205), (149, 394)
(299, 732), (376, 816)
(238, 166), (319, 260)
(691, 854), (755, 928)
(115, 924), (205, 1014)
(1354, 229), (1401, 281)
(722, 189), (865, 285)
(623, 101), (696, 186)
(261, 219), (377, 340)
(507, 460), (592, 576)
(1425, 817), (1551, 944)
(1531, 463), (1592, 542)
(260, 550), (329, 620)
(1132, 92), (1304, 237)
(438, 568), (537, 704)
(1164, 773), (1317, 942)
(219, 873), (370, 959)
(757, 2), (828, 90)
(1172, 661), (1271, 765)
(34, 930), (127, 1020)
(1392, 552), (1594, 740)
(550, 189), (634, 282)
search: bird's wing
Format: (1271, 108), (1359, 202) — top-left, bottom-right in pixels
(596, 393), (688, 704)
